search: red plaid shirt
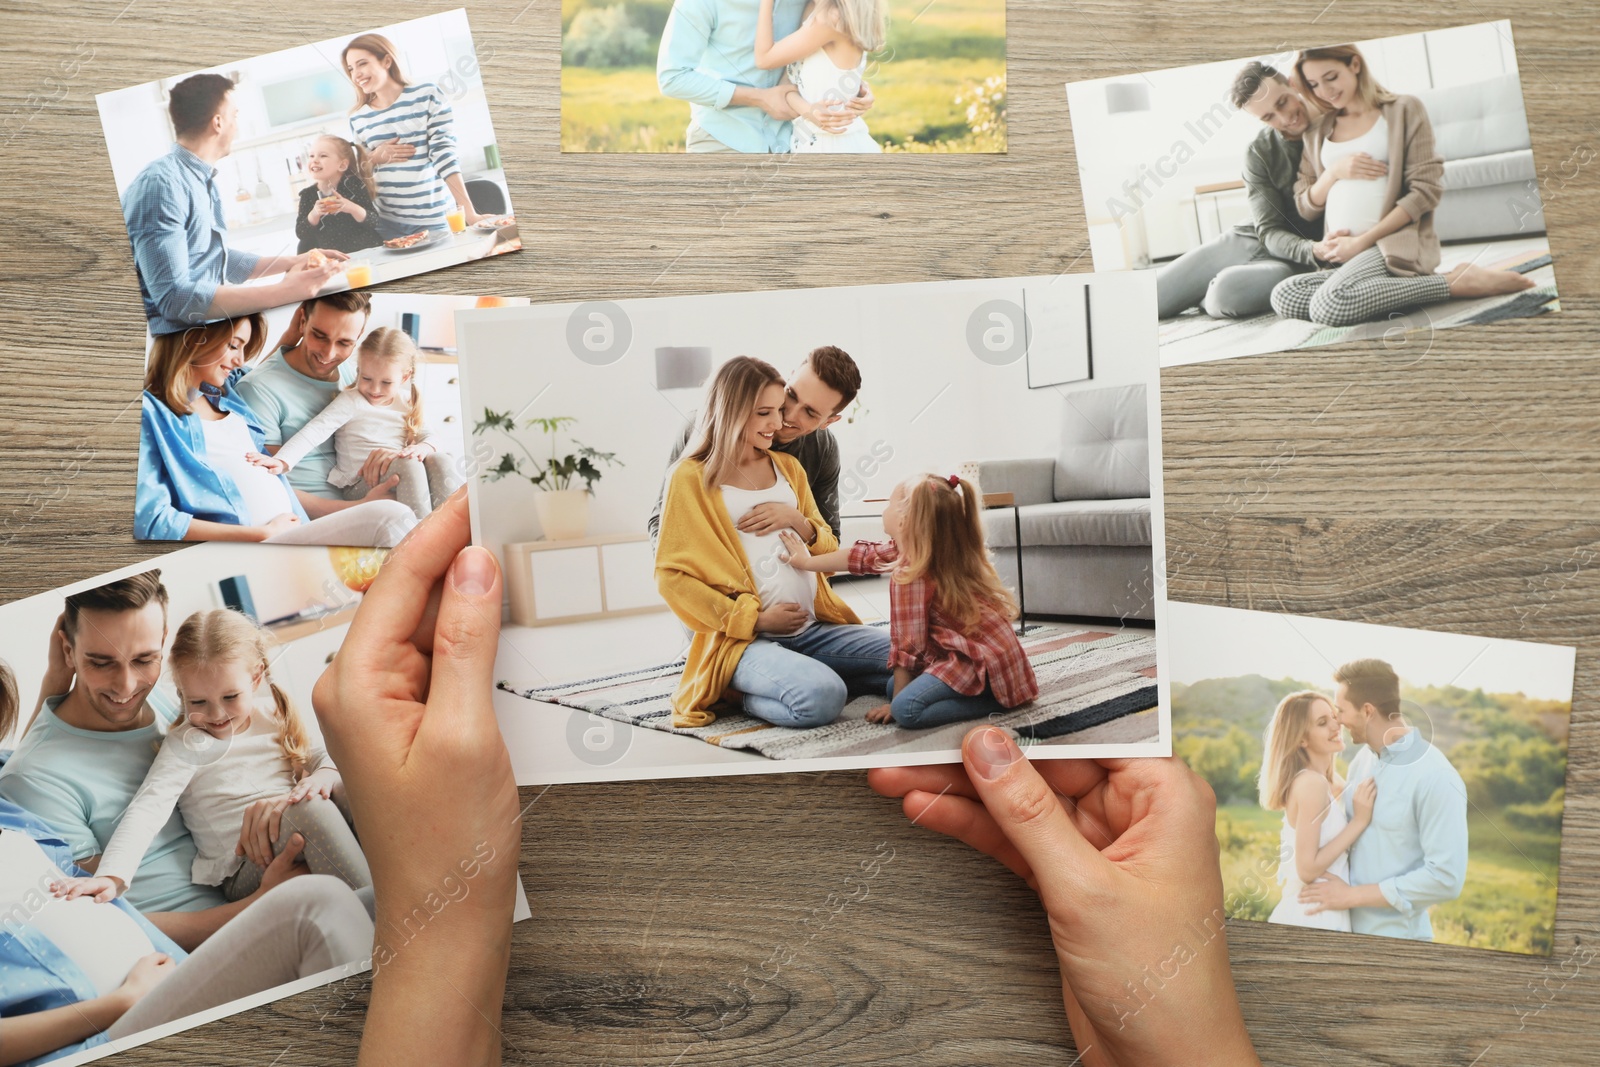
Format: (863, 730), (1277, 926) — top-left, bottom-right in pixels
(847, 539), (1038, 708)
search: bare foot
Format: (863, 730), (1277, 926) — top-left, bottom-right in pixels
(865, 703), (894, 724)
(1445, 262), (1537, 298)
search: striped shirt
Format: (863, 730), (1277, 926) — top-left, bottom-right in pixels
(348, 82), (461, 228)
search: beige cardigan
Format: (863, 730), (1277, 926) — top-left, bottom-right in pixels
(1294, 94), (1443, 276)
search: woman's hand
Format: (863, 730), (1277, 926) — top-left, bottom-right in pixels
(1322, 232), (1371, 263)
(756, 602), (810, 635)
(237, 794), (299, 869)
(109, 953), (178, 1013)
(48, 874), (125, 903)
(869, 730), (1262, 1067)
(369, 138), (417, 166)
(288, 767), (340, 804)
(1328, 151), (1387, 181)
(1349, 777), (1377, 827)
(257, 513), (302, 541)
(312, 487), (521, 1066)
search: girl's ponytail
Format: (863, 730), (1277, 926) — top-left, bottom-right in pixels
(349, 139), (379, 203)
(269, 682), (311, 782)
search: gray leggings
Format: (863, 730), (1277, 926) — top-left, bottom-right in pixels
(221, 796), (373, 901)
(1270, 246), (1451, 327)
(1155, 229), (1307, 320)
(338, 452), (461, 521)
(104, 875), (373, 1040)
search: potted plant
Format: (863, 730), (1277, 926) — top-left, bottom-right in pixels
(474, 411), (621, 540)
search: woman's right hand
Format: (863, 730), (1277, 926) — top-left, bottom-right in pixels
(369, 138), (417, 166)
(257, 513), (302, 541)
(109, 953), (178, 1013)
(756, 602), (810, 635)
(1350, 777), (1378, 826)
(1329, 151), (1388, 181)
(870, 730), (1262, 1067)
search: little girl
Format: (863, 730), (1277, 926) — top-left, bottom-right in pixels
(781, 473), (1038, 728)
(248, 327), (458, 521)
(50, 609), (370, 904)
(295, 134), (382, 254)
(755, 0), (885, 153)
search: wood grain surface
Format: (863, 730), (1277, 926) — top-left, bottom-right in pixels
(3, 0), (1599, 1063)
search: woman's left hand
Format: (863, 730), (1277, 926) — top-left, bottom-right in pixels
(236, 793), (299, 869)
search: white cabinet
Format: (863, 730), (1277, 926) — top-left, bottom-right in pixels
(504, 535), (667, 627)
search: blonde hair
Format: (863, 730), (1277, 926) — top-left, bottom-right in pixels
(312, 133), (377, 202)
(687, 356), (785, 491)
(0, 659), (17, 749)
(144, 315), (267, 416)
(1257, 690), (1334, 811)
(1294, 44), (1395, 114)
(822, 0), (887, 53)
(354, 327), (425, 445)
(894, 474), (1016, 631)
(343, 32), (409, 111)
(168, 609), (312, 780)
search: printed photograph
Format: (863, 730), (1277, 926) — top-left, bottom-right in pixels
(560, 0), (1005, 152)
(1170, 601), (1573, 955)
(1065, 21), (1559, 366)
(136, 292), (526, 548)
(96, 9), (520, 338)
(456, 273), (1169, 784)
(0, 544), (531, 1065)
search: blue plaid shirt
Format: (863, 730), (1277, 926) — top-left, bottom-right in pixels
(122, 143), (263, 335)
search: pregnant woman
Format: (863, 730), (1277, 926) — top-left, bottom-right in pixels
(1259, 690), (1376, 932)
(136, 314), (417, 546)
(655, 356), (892, 730)
(1270, 43), (1533, 327)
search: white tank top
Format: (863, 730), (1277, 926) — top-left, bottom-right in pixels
(720, 460), (818, 632)
(203, 411), (298, 525)
(1320, 113), (1389, 238)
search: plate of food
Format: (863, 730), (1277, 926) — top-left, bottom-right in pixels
(473, 215), (515, 232)
(382, 230), (434, 252)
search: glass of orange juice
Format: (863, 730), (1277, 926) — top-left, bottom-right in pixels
(345, 261), (372, 288)
(445, 207), (466, 233)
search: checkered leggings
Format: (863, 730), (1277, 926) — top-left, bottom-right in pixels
(1270, 246), (1450, 327)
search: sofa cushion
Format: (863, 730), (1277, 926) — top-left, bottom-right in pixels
(1443, 148), (1536, 191)
(1415, 74), (1531, 161)
(1055, 383), (1150, 501)
(985, 498), (1151, 549)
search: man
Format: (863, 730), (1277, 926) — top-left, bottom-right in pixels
(1299, 658), (1469, 940)
(232, 291), (407, 518)
(1155, 61), (1347, 320)
(647, 345), (861, 548)
(657, 0), (870, 152)
(0, 572), (312, 951)
(123, 73), (345, 335)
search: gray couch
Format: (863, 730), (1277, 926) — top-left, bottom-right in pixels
(976, 383), (1154, 622)
(1415, 73), (1544, 241)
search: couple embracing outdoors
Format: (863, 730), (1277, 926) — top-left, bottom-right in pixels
(647, 347), (1038, 733)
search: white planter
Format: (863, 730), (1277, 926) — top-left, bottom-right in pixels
(533, 488), (590, 541)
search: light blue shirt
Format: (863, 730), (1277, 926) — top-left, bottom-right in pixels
(122, 143), (262, 336)
(232, 346), (357, 497)
(0, 693), (226, 915)
(0, 798), (187, 1066)
(657, 0), (803, 152)
(1342, 728), (1469, 940)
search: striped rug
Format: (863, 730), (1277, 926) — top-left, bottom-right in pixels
(498, 624), (1158, 760)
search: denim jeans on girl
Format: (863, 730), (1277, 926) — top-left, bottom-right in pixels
(889, 671), (1004, 729)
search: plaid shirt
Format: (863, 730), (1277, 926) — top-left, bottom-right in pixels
(847, 540), (1038, 708)
(123, 143), (262, 334)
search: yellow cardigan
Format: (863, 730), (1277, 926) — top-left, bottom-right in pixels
(655, 452), (860, 728)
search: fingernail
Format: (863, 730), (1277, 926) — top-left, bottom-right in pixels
(450, 545), (497, 597)
(968, 727), (1020, 780)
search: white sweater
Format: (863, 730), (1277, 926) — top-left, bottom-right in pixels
(98, 709), (333, 889)
(274, 389), (433, 489)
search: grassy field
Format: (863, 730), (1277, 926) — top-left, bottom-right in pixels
(561, 0), (1005, 152)
(1215, 802), (1560, 955)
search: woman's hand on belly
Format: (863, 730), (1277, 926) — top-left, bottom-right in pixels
(1328, 151), (1387, 181)
(756, 602), (810, 635)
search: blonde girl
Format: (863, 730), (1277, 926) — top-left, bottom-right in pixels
(1258, 689), (1375, 931)
(782, 473), (1038, 728)
(50, 609), (370, 904)
(755, 0), (886, 153)
(295, 133), (381, 254)
(249, 327), (459, 520)
(342, 32), (482, 237)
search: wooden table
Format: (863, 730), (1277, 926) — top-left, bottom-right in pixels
(2, 2), (1598, 1064)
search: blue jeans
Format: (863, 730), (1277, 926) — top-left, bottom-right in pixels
(729, 623), (893, 728)
(891, 672), (1004, 729)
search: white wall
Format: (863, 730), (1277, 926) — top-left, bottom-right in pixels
(457, 272), (1158, 558)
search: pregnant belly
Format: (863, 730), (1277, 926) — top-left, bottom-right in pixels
(1324, 178), (1386, 239)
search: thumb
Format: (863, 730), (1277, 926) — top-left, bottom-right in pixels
(962, 727), (1105, 906)
(427, 545), (502, 723)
